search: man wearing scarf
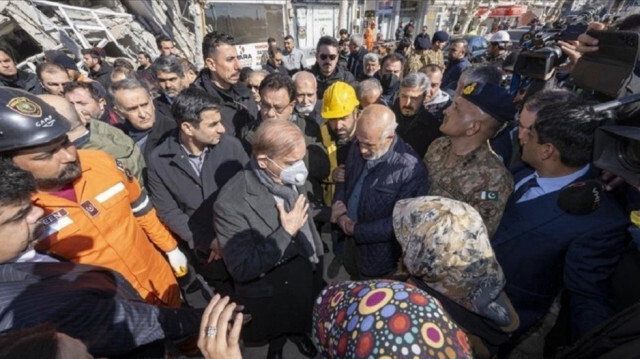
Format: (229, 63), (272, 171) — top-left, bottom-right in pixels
(110, 78), (176, 160)
(214, 120), (323, 359)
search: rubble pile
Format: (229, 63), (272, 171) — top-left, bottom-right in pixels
(0, 0), (199, 70)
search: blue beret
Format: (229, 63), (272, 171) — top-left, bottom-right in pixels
(415, 36), (432, 50)
(432, 31), (450, 43)
(461, 82), (516, 123)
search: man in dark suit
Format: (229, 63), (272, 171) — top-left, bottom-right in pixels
(0, 160), (201, 358)
(492, 90), (629, 342)
(215, 120), (322, 359)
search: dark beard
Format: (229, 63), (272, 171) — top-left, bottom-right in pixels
(36, 161), (82, 190)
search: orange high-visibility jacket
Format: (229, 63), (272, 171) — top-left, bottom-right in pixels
(34, 150), (181, 307)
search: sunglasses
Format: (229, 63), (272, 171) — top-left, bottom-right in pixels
(319, 54), (338, 61)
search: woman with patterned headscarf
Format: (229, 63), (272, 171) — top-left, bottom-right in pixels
(393, 196), (519, 358)
(313, 280), (473, 359)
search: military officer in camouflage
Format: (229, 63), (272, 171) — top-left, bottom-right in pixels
(423, 81), (516, 237)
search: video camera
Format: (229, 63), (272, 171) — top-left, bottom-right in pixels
(513, 8), (600, 80)
(592, 94), (640, 187)
(576, 29), (640, 187)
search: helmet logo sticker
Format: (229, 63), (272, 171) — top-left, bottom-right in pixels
(7, 97), (43, 118)
(35, 115), (56, 128)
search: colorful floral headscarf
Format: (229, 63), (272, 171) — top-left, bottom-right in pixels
(312, 280), (473, 358)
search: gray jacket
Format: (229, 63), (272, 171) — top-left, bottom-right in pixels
(146, 131), (248, 253)
(214, 167), (323, 293)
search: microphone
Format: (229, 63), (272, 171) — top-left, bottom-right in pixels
(557, 180), (604, 215)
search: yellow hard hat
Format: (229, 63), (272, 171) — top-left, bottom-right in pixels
(321, 81), (360, 119)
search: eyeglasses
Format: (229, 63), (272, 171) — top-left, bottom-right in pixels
(319, 54), (338, 61)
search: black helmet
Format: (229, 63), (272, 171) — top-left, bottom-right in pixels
(0, 87), (70, 153)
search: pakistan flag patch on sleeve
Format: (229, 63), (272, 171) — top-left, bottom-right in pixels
(481, 191), (498, 201)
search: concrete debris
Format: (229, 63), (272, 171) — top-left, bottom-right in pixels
(0, 0), (199, 70)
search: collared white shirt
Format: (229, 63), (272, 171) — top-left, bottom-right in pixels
(515, 164), (591, 203)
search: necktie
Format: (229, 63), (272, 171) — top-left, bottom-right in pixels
(512, 176), (539, 202)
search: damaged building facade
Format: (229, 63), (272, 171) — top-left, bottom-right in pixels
(0, 0), (204, 71)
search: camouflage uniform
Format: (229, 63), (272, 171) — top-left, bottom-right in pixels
(393, 196), (515, 327)
(423, 136), (513, 237)
(424, 49), (445, 70)
(406, 49), (445, 74)
(406, 53), (427, 74)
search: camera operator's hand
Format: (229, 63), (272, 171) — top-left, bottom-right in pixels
(576, 22), (606, 53)
(558, 40), (580, 72)
(558, 22), (607, 73)
(600, 170), (627, 191)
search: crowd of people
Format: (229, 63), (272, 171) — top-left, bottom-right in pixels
(0, 12), (639, 359)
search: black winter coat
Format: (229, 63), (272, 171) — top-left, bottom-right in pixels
(392, 100), (443, 158)
(191, 69), (259, 137)
(310, 64), (356, 99)
(0, 70), (38, 93)
(89, 63), (113, 91)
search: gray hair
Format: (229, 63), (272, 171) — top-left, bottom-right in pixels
(152, 55), (184, 78)
(356, 78), (382, 100)
(351, 34), (364, 47)
(109, 78), (150, 107)
(380, 118), (398, 141)
(292, 70), (317, 87)
(400, 72), (430, 93)
(363, 52), (379, 64)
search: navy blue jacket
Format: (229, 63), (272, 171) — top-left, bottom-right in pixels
(442, 57), (471, 91)
(492, 167), (628, 340)
(335, 137), (429, 277)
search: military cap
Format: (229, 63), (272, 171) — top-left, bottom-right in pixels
(415, 36), (432, 50)
(461, 81), (516, 123)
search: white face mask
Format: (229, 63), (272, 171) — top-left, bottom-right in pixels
(295, 103), (315, 115)
(267, 157), (308, 186)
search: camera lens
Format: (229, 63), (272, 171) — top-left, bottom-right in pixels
(617, 137), (640, 172)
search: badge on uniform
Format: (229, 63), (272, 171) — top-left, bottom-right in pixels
(81, 200), (100, 217)
(115, 160), (134, 182)
(40, 208), (73, 239)
(463, 82), (477, 95)
(42, 208), (69, 226)
(481, 191), (499, 201)
(7, 97), (43, 117)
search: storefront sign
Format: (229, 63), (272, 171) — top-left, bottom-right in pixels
(476, 5), (527, 18)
